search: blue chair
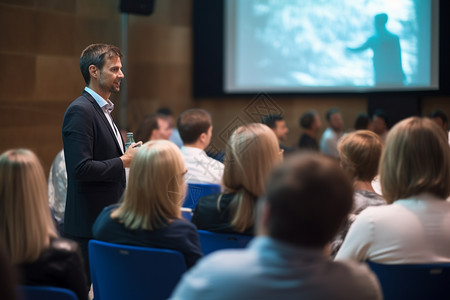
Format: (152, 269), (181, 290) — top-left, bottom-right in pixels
(366, 261), (450, 300)
(19, 286), (78, 300)
(89, 240), (187, 300)
(197, 230), (253, 255)
(182, 183), (221, 209)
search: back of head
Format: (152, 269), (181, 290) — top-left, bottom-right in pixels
(264, 153), (353, 247)
(300, 111), (316, 130)
(0, 149), (57, 263)
(380, 117), (450, 203)
(135, 114), (159, 142)
(224, 123), (282, 232)
(80, 43), (123, 85)
(113, 140), (186, 230)
(338, 130), (383, 182)
(354, 113), (370, 130)
(177, 109), (212, 145)
(261, 114), (284, 129)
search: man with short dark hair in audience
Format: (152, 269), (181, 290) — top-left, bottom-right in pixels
(429, 109), (450, 143)
(372, 109), (389, 143)
(298, 110), (321, 151)
(177, 108), (224, 185)
(261, 114), (292, 154)
(135, 113), (172, 142)
(320, 108), (343, 158)
(170, 153), (382, 300)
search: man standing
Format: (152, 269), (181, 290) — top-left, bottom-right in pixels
(62, 44), (141, 281)
(320, 108), (343, 158)
(178, 109), (224, 185)
(170, 153), (382, 300)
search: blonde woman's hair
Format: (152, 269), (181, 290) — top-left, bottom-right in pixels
(380, 117), (450, 203)
(223, 123), (282, 232)
(337, 130), (383, 182)
(111, 140), (186, 230)
(0, 149), (58, 264)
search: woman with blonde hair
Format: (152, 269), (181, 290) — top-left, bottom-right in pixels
(336, 117), (450, 263)
(192, 123), (282, 235)
(0, 149), (87, 300)
(93, 140), (202, 268)
(330, 130), (385, 257)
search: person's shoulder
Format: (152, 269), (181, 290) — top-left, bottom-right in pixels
(49, 238), (81, 255)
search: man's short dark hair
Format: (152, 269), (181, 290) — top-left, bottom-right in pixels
(264, 153), (353, 247)
(429, 109), (448, 124)
(261, 114), (284, 129)
(177, 109), (212, 144)
(325, 108), (340, 122)
(157, 107), (173, 116)
(80, 43), (123, 85)
(372, 109), (389, 128)
(299, 111), (317, 130)
(354, 113), (370, 130)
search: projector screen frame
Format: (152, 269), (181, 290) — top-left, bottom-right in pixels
(193, 0), (450, 98)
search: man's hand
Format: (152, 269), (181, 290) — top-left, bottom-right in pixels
(120, 141), (143, 168)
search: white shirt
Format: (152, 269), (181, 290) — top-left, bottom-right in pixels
(335, 193), (450, 264)
(181, 146), (224, 185)
(320, 127), (341, 158)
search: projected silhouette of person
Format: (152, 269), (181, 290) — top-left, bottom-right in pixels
(347, 13), (405, 86)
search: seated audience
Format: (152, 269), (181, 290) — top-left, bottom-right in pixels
(330, 130), (386, 257)
(135, 113), (172, 142)
(48, 149), (67, 228)
(298, 110), (321, 151)
(371, 109), (389, 142)
(320, 108), (344, 158)
(93, 140), (202, 268)
(354, 113), (373, 131)
(0, 149), (88, 300)
(171, 153), (382, 300)
(429, 109), (450, 142)
(261, 114), (292, 154)
(157, 107), (184, 148)
(336, 117), (450, 263)
(192, 123), (282, 235)
(177, 109), (224, 185)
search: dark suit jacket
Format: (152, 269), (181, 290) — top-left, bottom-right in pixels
(62, 90), (125, 238)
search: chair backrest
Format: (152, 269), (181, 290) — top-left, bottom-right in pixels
(89, 240), (187, 300)
(197, 230), (253, 255)
(182, 183), (221, 209)
(19, 285), (78, 300)
(366, 261), (450, 300)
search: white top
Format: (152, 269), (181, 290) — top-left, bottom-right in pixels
(181, 146), (224, 185)
(170, 237), (381, 300)
(335, 193), (450, 263)
(320, 127), (341, 158)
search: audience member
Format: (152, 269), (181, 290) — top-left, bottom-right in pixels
(336, 117), (450, 263)
(48, 149), (67, 227)
(171, 153), (382, 300)
(330, 130), (386, 257)
(371, 109), (389, 142)
(429, 109), (450, 142)
(135, 113), (172, 142)
(192, 123), (282, 235)
(354, 113), (373, 130)
(62, 44), (142, 282)
(177, 109), (224, 185)
(157, 107), (184, 147)
(320, 108), (344, 158)
(0, 149), (88, 300)
(261, 114), (292, 154)
(93, 140), (202, 268)
(298, 110), (321, 151)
